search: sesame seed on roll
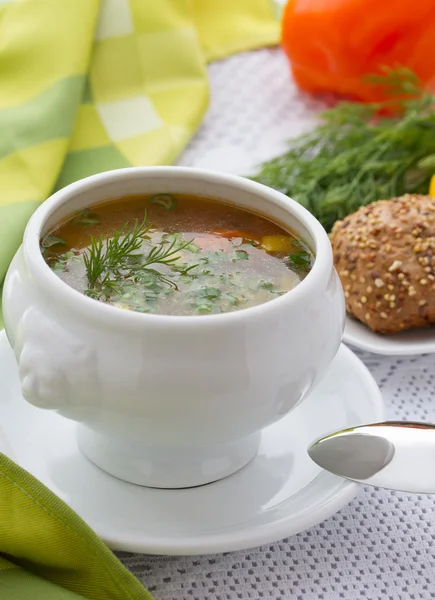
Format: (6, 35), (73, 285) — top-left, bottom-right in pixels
(329, 194), (435, 334)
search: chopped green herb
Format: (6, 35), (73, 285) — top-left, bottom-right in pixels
(196, 287), (221, 300)
(196, 304), (214, 314)
(233, 249), (249, 261)
(149, 194), (176, 210)
(222, 293), (240, 306)
(185, 242), (200, 253)
(288, 250), (311, 266)
(258, 281), (284, 295)
(74, 208), (101, 226)
(42, 234), (66, 248)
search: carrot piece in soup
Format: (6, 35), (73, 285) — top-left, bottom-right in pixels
(211, 229), (261, 243)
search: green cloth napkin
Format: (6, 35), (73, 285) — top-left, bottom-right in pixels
(0, 0), (279, 312)
(0, 0), (280, 595)
(0, 453), (153, 599)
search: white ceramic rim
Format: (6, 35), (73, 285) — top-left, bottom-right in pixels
(343, 318), (435, 356)
(95, 345), (385, 554)
(23, 167), (333, 331)
(106, 479), (360, 555)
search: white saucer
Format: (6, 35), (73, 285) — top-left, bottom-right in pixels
(0, 332), (383, 555)
(344, 316), (435, 356)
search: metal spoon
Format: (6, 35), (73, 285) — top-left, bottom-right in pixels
(308, 421), (435, 494)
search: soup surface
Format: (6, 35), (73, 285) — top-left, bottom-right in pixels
(41, 194), (314, 316)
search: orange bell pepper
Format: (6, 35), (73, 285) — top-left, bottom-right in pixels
(281, 0), (435, 103)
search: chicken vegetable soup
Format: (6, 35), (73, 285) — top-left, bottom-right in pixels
(41, 194), (314, 316)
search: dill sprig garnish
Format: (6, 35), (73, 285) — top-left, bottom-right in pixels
(251, 67), (435, 231)
(83, 214), (150, 289)
(83, 213), (195, 297)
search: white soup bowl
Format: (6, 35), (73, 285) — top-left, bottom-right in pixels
(3, 167), (345, 488)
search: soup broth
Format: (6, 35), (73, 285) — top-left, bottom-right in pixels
(41, 194), (314, 316)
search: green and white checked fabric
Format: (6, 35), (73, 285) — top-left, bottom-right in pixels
(0, 1), (279, 595)
(0, 0), (279, 303)
(59, 0), (209, 188)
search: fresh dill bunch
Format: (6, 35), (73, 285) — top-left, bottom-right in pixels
(83, 213), (195, 297)
(251, 67), (435, 231)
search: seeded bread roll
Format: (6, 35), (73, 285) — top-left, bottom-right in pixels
(329, 194), (435, 334)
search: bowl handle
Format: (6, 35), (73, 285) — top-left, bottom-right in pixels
(14, 306), (98, 411)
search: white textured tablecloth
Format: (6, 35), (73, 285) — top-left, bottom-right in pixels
(118, 49), (435, 600)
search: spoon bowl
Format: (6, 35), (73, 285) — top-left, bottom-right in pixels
(308, 421), (435, 494)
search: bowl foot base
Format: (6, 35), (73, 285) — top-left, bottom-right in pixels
(77, 425), (261, 488)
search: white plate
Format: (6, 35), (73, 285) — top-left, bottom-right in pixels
(0, 332), (383, 555)
(344, 316), (435, 356)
